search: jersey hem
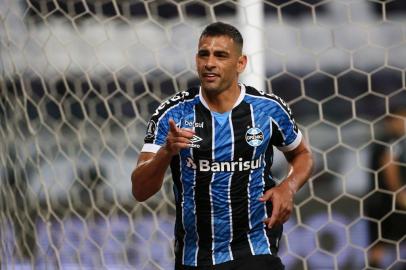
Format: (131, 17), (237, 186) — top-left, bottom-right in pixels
(176, 251), (273, 267)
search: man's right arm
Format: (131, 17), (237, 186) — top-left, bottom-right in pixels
(131, 149), (173, 202)
(131, 119), (194, 202)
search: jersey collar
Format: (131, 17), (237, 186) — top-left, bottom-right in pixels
(199, 83), (246, 111)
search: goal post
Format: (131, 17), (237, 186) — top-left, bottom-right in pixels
(1, 1), (406, 269)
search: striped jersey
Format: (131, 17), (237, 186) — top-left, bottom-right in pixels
(142, 84), (302, 267)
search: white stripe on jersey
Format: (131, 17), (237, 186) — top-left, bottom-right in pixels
(183, 107), (198, 265)
(192, 108), (199, 266)
(210, 113), (216, 264)
(271, 118), (286, 141)
(245, 93), (294, 123)
(245, 93), (298, 137)
(227, 112), (234, 260)
(246, 104), (256, 255)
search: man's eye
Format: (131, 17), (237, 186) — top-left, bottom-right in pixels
(215, 53), (228, 58)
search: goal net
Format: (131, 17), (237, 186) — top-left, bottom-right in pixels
(1, 0), (405, 269)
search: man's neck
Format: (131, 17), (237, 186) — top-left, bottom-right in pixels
(201, 84), (241, 113)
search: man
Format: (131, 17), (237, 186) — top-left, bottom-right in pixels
(366, 107), (406, 268)
(131, 22), (314, 270)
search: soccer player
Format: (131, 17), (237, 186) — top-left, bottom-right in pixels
(366, 107), (406, 268)
(131, 22), (314, 270)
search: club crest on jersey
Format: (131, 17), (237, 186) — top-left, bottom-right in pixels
(245, 127), (264, 147)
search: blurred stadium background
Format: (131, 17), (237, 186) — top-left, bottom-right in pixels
(1, 0), (406, 269)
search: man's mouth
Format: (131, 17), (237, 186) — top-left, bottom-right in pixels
(203, 73), (219, 81)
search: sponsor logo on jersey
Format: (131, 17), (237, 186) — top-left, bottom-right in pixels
(186, 157), (197, 169)
(185, 156), (263, 172)
(189, 135), (202, 148)
(184, 120), (204, 128)
(190, 135), (202, 143)
(245, 127), (264, 147)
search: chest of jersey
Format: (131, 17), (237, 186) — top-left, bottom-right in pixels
(180, 102), (272, 172)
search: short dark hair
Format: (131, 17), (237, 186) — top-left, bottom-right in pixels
(200, 22), (243, 52)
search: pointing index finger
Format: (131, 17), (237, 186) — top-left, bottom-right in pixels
(169, 118), (178, 134)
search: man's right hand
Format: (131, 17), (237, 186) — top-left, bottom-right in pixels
(163, 118), (195, 156)
(132, 118), (194, 201)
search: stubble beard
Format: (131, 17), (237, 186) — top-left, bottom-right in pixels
(200, 77), (233, 96)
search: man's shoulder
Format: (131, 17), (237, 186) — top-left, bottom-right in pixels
(244, 85), (288, 107)
(166, 86), (200, 104)
(151, 86), (200, 118)
(179, 86), (200, 100)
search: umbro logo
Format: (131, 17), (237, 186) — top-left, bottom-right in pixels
(190, 135), (203, 143)
(189, 135), (202, 148)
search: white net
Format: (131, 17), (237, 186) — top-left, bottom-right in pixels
(1, 0), (406, 269)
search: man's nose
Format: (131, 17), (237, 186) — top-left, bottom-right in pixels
(205, 55), (216, 69)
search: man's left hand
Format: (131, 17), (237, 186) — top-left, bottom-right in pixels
(259, 181), (295, 229)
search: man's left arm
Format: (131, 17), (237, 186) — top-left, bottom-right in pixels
(260, 138), (314, 228)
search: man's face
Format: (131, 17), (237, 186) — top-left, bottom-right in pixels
(196, 35), (246, 94)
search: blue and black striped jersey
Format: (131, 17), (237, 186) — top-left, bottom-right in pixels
(142, 84), (302, 267)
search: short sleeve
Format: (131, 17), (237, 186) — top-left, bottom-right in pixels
(141, 93), (185, 153)
(269, 95), (302, 152)
(142, 113), (170, 153)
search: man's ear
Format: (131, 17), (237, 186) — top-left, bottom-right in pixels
(237, 54), (247, 74)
